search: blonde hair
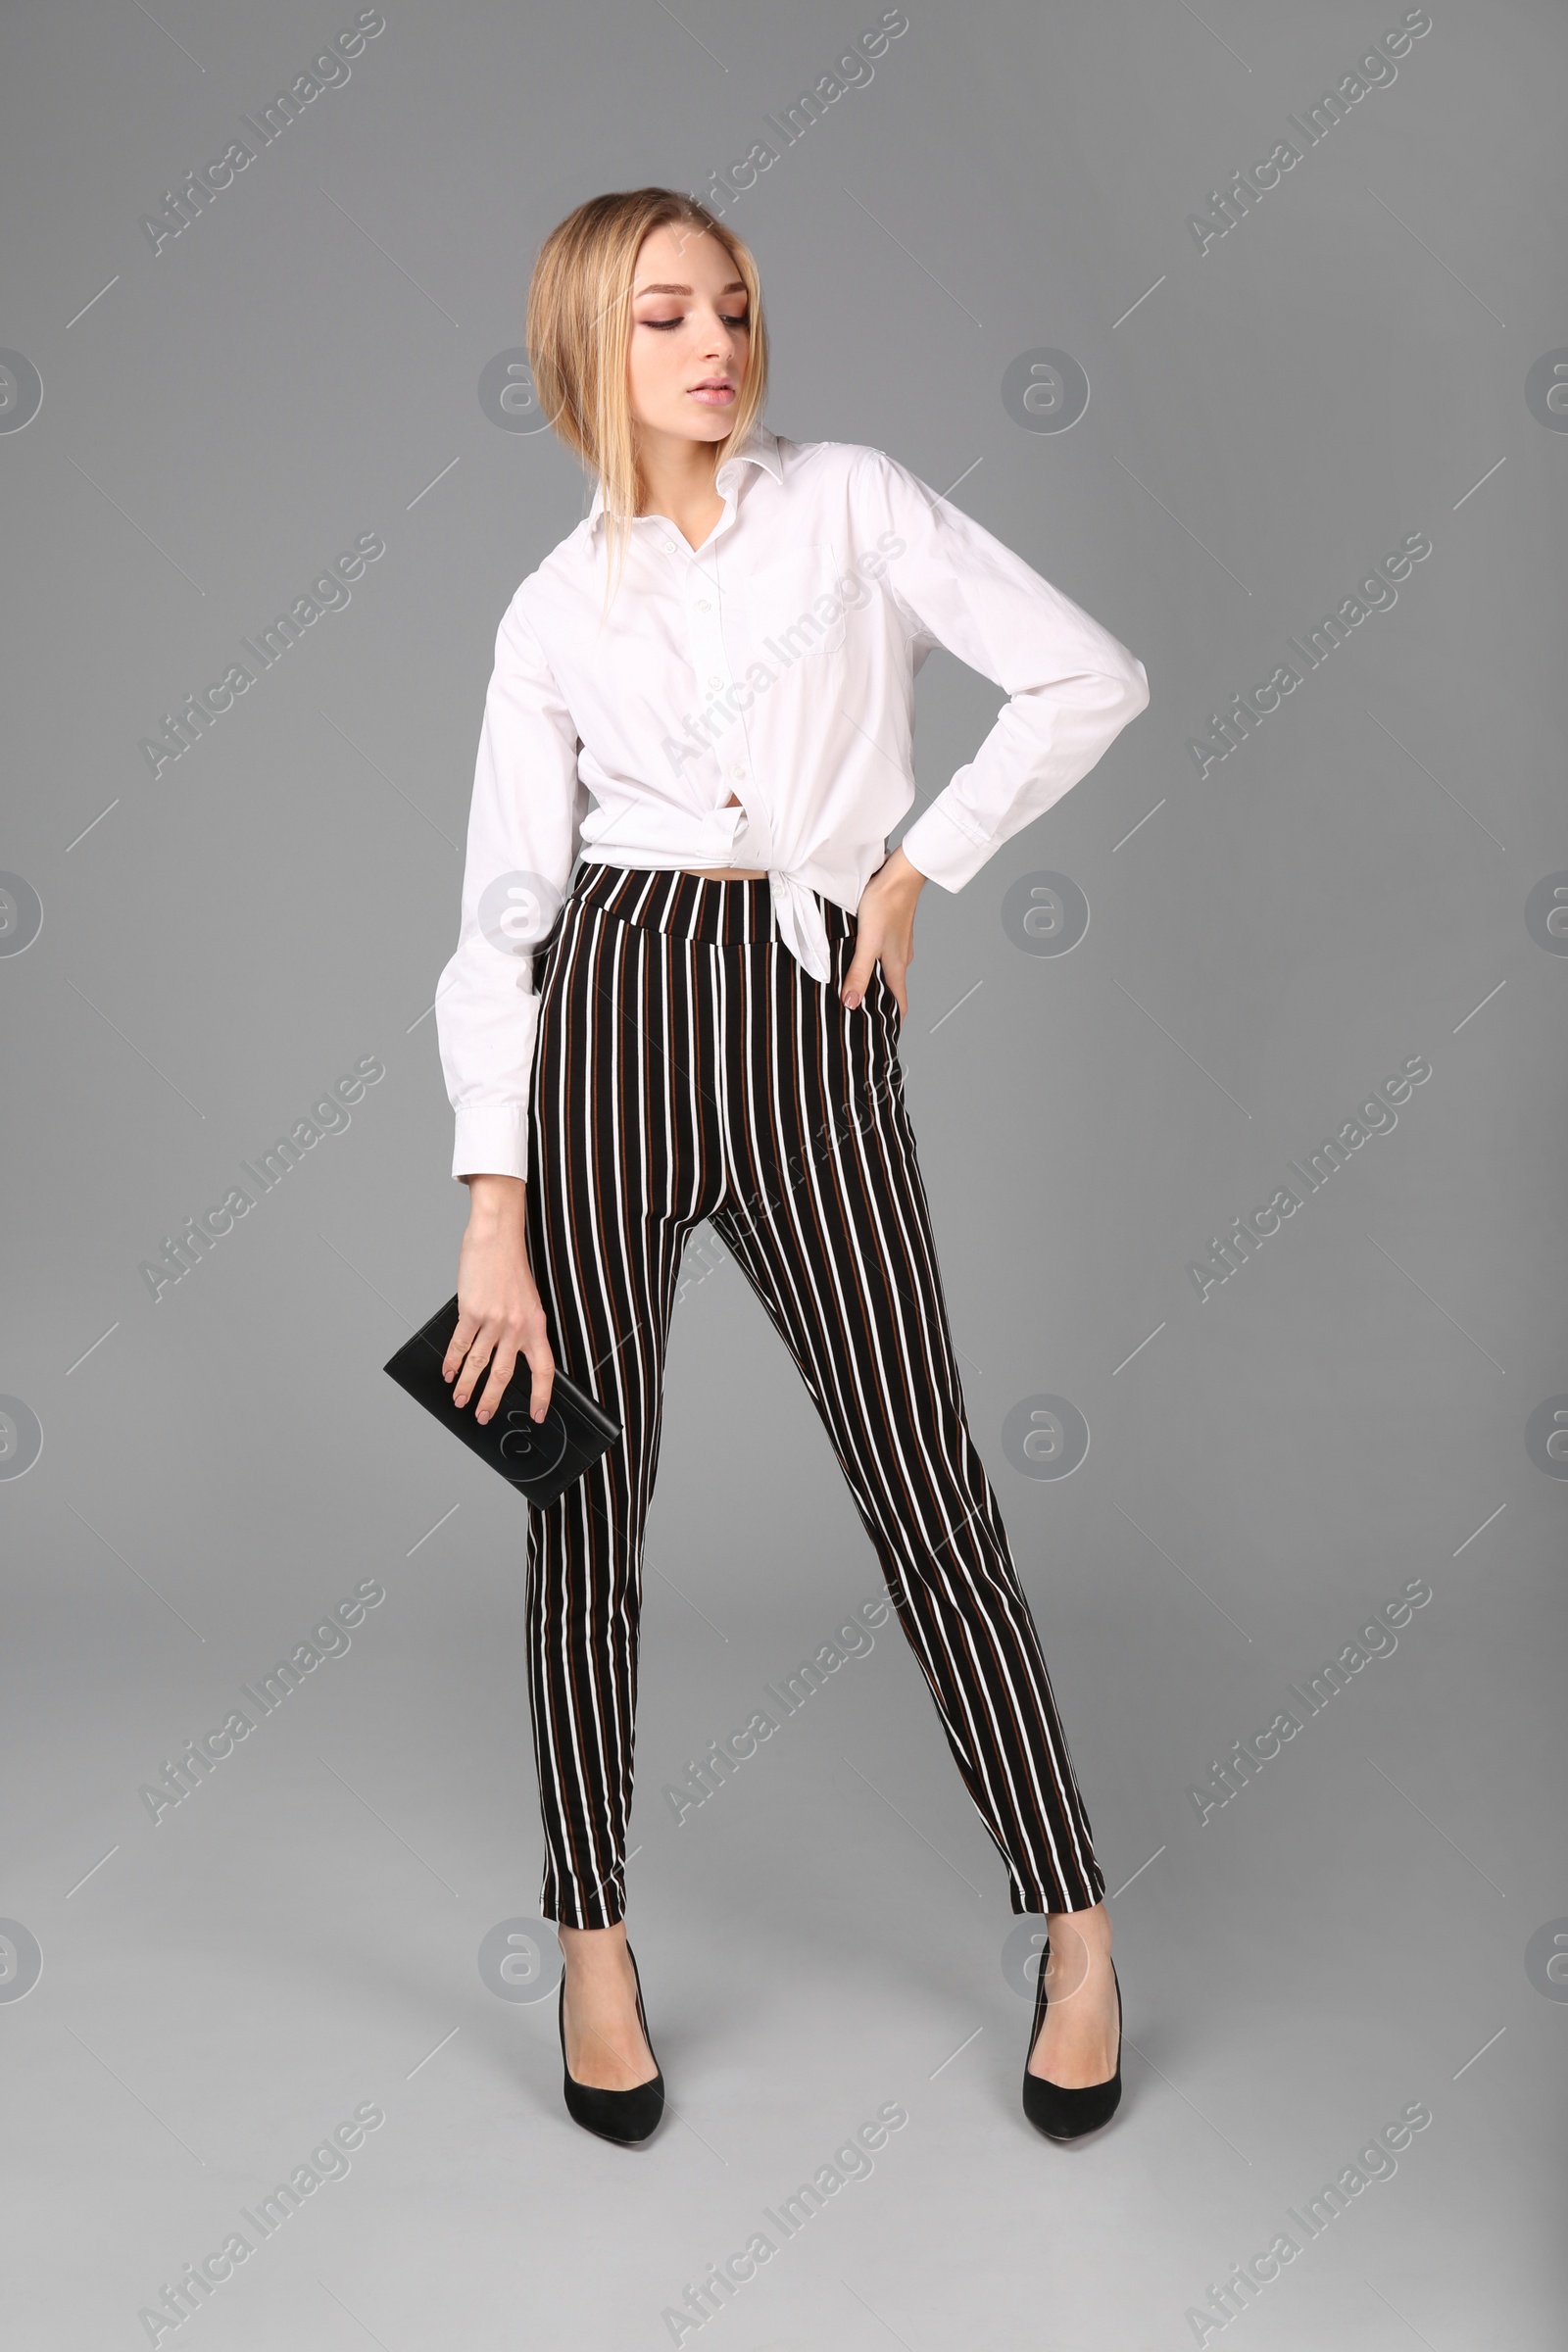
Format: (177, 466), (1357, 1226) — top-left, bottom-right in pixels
(525, 188), (768, 617)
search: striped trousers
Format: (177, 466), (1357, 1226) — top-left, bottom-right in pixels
(522, 860), (1105, 1929)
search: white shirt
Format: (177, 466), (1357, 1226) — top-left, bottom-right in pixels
(436, 422), (1150, 1180)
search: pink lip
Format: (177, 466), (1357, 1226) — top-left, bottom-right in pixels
(689, 383), (735, 404)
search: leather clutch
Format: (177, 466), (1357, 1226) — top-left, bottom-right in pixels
(383, 1294), (620, 1510)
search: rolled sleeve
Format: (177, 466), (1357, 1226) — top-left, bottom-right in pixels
(861, 449), (1151, 889)
(434, 589), (587, 1182)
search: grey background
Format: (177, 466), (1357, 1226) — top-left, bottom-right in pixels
(2, 0), (1563, 2345)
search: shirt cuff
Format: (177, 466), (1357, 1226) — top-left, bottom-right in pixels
(899, 795), (995, 893)
(452, 1106), (530, 1183)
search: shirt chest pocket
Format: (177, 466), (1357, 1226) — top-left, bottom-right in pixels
(744, 541), (847, 662)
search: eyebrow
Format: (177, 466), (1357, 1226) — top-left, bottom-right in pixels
(634, 280), (748, 297)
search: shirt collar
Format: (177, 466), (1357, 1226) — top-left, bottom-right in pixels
(585, 420), (782, 537)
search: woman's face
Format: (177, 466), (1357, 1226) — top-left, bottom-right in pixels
(625, 220), (751, 447)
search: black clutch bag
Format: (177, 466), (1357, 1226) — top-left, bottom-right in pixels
(383, 1295), (620, 1510)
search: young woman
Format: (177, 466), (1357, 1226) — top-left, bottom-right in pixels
(434, 188), (1150, 2147)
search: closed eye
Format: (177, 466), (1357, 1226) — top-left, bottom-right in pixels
(643, 313), (750, 331)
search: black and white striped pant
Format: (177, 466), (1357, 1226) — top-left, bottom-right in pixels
(522, 860), (1105, 1929)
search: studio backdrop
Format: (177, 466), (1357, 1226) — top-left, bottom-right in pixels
(1, 2), (1562, 2347)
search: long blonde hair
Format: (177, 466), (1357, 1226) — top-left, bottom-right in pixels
(524, 188), (769, 617)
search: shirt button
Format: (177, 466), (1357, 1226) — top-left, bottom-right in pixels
(708, 674), (723, 688)
(697, 599), (711, 612)
(730, 766), (745, 780)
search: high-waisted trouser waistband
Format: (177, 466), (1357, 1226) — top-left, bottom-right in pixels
(565, 859), (855, 958)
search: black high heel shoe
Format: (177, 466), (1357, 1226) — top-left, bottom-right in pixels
(558, 1940), (665, 2146)
(1021, 1941), (1122, 2141)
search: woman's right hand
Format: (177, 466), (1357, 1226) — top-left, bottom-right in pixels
(444, 1173), (556, 1426)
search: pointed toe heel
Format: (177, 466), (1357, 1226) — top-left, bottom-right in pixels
(559, 1940), (665, 2146)
(1021, 1947), (1122, 2142)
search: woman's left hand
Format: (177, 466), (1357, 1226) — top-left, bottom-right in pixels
(842, 844), (927, 1019)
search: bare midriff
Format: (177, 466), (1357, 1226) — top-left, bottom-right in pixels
(683, 792), (766, 880)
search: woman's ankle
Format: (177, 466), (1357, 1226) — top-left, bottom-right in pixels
(1041, 1904), (1113, 2005)
(558, 1919), (633, 1978)
(1046, 1901), (1111, 1950)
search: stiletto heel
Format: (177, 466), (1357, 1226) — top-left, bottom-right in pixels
(1022, 1943), (1122, 2141)
(558, 1940), (665, 2145)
